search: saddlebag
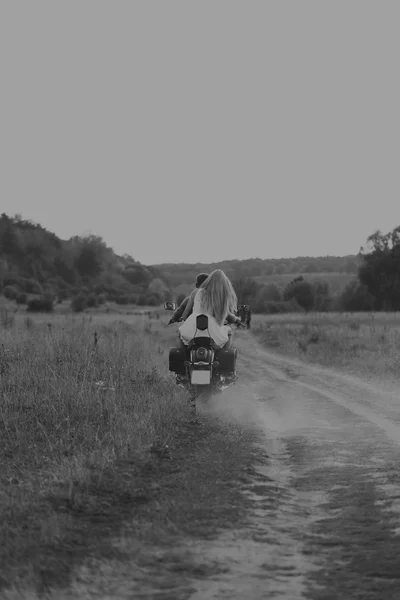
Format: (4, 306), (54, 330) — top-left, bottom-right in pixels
(216, 347), (237, 374)
(169, 347), (187, 374)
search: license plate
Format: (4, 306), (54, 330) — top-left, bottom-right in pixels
(191, 370), (211, 385)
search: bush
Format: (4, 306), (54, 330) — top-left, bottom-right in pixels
(20, 278), (42, 294)
(253, 283), (283, 312)
(312, 282), (331, 312)
(86, 293), (98, 308)
(16, 292), (28, 305)
(339, 281), (375, 312)
(27, 293), (54, 313)
(3, 277), (23, 289)
(71, 294), (88, 313)
(283, 279), (315, 312)
(145, 294), (161, 307)
(57, 289), (69, 303)
(137, 294), (148, 306)
(4, 278), (42, 295)
(97, 293), (106, 305)
(105, 287), (129, 302)
(3, 285), (18, 300)
(115, 293), (137, 305)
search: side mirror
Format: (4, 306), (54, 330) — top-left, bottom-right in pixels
(164, 301), (176, 311)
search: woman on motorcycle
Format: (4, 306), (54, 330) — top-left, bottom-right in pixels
(178, 269), (241, 349)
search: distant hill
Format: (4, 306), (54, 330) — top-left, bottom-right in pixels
(152, 255), (361, 297)
(0, 213), (171, 305)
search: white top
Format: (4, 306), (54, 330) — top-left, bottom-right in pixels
(178, 289), (230, 347)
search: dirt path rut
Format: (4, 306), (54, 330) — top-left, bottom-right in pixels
(185, 331), (400, 599)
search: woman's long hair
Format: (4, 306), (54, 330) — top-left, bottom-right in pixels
(197, 270), (237, 325)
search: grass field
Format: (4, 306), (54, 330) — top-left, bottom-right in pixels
(3, 298), (400, 594)
(251, 311), (400, 383)
(0, 303), (263, 596)
(0, 306), (188, 590)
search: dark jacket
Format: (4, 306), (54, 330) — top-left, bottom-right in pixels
(170, 295), (190, 323)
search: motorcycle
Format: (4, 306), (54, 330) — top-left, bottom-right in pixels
(237, 304), (251, 329)
(164, 302), (244, 417)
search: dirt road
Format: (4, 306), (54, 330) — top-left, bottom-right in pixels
(186, 331), (400, 599)
(23, 330), (400, 600)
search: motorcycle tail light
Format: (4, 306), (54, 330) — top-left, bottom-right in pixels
(195, 347), (211, 362)
(196, 347), (208, 361)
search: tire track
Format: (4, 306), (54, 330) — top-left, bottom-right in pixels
(186, 333), (400, 599)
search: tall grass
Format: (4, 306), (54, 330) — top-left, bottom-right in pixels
(1, 313), (184, 479)
(0, 311), (187, 587)
(251, 312), (400, 382)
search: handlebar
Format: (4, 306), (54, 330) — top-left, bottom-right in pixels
(167, 319), (245, 327)
(168, 318), (244, 327)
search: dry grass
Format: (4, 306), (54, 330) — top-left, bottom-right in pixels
(0, 308), (187, 591)
(251, 312), (400, 382)
(2, 415), (261, 599)
(0, 305), (263, 596)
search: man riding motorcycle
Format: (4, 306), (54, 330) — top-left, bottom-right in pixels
(168, 273), (209, 324)
(173, 270), (242, 382)
(166, 270), (246, 423)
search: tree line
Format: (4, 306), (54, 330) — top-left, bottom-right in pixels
(1, 213), (399, 314)
(0, 213), (171, 311)
(217, 226), (399, 314)
(154, 255), (360, 289)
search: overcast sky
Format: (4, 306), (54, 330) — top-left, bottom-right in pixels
(1, 1), (399, 265)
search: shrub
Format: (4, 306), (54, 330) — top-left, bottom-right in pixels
(313, 280), (332, 312)
(105, 287), (127, 302)
(87, 293), (98, 308)
(97, 293), (106, 305)
(253, 284), (283, 312)
(71, 294), (88, 313)
(3, 285), (18, 300)
(339, 281), (375, 312)
(22, 279), (43, 295)
(283, 279), (315, 312)
(3, 277), (23, 289)
(16, 292), (28, 305)
(145, 294), (161, 307)
(27, 293), (54, 313)
(57, 289), (69, 303)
